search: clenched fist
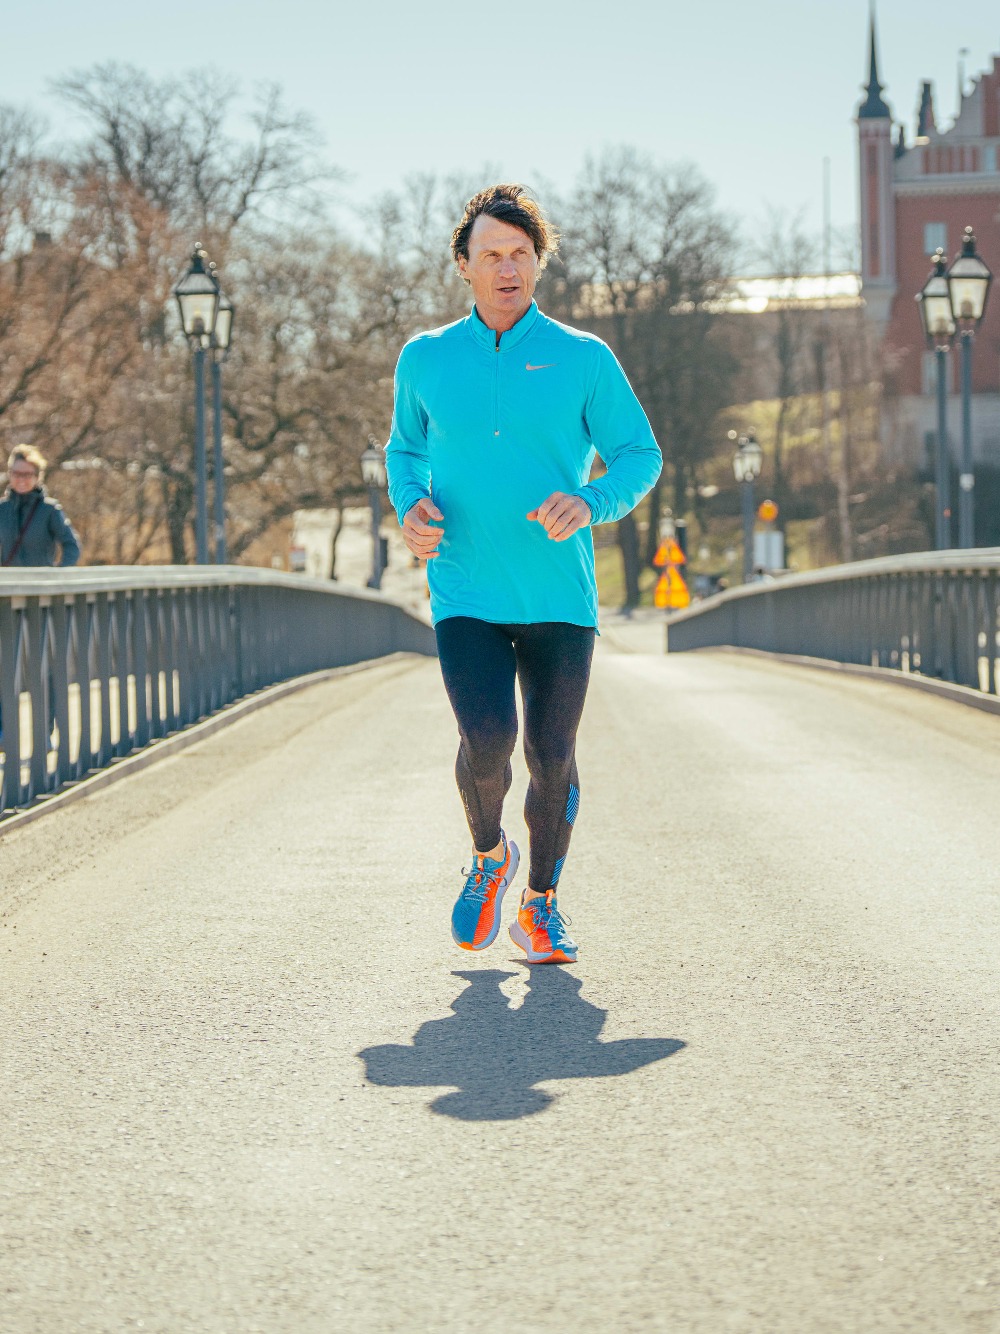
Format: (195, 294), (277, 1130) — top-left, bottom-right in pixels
(402, 497), (445, 559)
(527, 492), (592, 542)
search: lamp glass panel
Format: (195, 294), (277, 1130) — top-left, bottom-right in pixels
(361, 448), (385, 486)
(948, 274), (991, 322)
(214, 305), (233, 350)
(948, 254), (991, 322)
(743, 442), (764, 478)
(176, 287), (219, 339)
(920, 291), (955, 338)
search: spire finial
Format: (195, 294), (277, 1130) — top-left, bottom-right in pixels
(859, 3), (892, 119)
(868, 5), (880, 87)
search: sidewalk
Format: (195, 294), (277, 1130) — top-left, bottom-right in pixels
(597, 606), (668, 654)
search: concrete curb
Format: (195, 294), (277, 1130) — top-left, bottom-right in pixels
(702, 644), (1000, 718)
(0, 653), (419, 840)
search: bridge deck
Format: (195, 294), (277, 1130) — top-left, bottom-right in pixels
(1, 635), (998, 1333)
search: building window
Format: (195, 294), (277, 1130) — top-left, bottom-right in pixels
(924, 222), (947, 254)
(985, 145), (998, 173)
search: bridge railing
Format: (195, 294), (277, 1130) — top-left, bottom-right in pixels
(666, 550), (1000, 696)
(0, 566), (436, 819)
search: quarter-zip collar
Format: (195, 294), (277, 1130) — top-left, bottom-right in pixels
(468, 300), (540, 351)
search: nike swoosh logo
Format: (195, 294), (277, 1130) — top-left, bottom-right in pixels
(525, 363), (556, 371)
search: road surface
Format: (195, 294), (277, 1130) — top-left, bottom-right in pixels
(1, 636), (998, 1332)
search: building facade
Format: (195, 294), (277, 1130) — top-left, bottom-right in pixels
(857, 18), (1000, 466)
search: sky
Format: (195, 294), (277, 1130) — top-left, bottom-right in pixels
(3, 0), (999, 268)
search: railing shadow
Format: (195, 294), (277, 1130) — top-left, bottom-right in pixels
(358, 968), (686, 1120)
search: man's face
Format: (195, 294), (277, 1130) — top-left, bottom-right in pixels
(458, 215), (540, 331)
(8, 461), (40, 495)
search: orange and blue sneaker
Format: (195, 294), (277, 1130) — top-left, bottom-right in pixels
(451, 832), (520, 952)
(509, 889), (578, 964)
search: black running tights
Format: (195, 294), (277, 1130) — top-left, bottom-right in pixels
(434, 617), (595, 893)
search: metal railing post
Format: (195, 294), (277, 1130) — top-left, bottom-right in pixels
(132, 589), (151, 750)
(0, 601), (23, 810)
(114, 595), (130, 756)
(24, 599), (49, 799)
(49, 597), (72, 783)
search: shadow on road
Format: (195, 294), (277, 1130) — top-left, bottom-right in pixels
(358, 968), (685, 1120)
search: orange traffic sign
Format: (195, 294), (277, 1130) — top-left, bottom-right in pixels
(653, 538), (687, 567)
(654, 566), (690, 610)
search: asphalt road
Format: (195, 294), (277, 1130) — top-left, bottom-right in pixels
(1, 639), (998, 1333)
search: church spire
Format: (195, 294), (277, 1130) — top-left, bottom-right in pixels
(859, 7), (892, 119)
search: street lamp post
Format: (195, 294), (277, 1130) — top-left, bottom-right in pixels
(947, 227), (993, 549)
(731, 429), (764, 582)
(360, 439), (387, 590)
(172, 245), (220, 565)
(210, 288), (235, 564)
(917, 248), (956, 550)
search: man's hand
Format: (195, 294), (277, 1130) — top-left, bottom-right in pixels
(527, 492), (592, 542)
(402, 497), (445, 559)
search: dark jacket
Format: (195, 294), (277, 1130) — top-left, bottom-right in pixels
(0, 487), (81, 567)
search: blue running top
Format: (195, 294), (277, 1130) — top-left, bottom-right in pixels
(386, 301), (661, 628)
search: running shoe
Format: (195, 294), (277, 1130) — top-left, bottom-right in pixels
(451, 832), (520, 951)
(509, 889), (578, 964)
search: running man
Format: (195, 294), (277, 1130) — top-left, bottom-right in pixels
(386, 184), (661, 964)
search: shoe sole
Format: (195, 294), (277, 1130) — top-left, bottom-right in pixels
(452, 841), (520, 951)
(509, 919), (578, 964)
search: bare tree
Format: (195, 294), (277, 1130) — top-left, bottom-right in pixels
(753, 209), (818, 535)
(53, 65), (329, 245)
(548, 148), (739, 607)
(1, 66), (339, 563)
(215, 227), (425, 563)
(0, 105), (46, 253)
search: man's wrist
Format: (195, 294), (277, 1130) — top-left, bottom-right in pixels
(573, 488), (597, 525)
(398, 489), (428, 524)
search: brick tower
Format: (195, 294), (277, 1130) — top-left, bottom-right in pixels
(856, 14), (1000, 465)
(856, 14), (897, 335)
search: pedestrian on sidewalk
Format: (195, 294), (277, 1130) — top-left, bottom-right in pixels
(1, 445), (81, 569)
(0, 445), (82, 747)
(386, 184), (661, 964)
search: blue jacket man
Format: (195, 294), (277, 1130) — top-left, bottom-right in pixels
(386, 183), (660, 966)
(388, 299), (660, 629)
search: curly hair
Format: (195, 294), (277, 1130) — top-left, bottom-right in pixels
(450, 184), (559, 272)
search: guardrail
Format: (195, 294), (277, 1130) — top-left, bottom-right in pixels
(665, 550), (1000, 696)
(0, 567), (435, 820)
